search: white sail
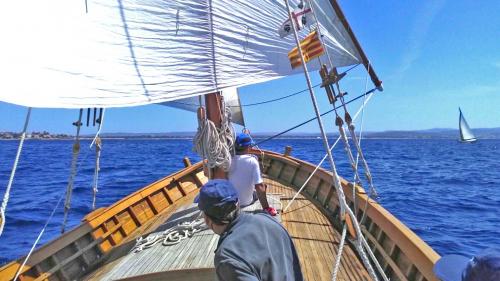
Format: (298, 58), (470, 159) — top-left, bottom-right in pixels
(0, 0), (362, 109)
(162, 87), (245, 126)
(459, 108), (477, 142)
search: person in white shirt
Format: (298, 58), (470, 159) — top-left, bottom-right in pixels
(229, 133), (277, 216)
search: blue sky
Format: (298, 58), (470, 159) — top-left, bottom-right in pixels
(0, 0), (498, 134)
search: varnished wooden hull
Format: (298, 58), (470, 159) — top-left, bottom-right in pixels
(0, 149), (439, 281)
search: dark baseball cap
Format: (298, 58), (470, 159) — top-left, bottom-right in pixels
(433, 248), (500, 281)
(194, 179), (239, 222)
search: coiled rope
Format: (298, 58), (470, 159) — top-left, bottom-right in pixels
(193, 99), (235, 172)
(61, 109), (83, 234)
(132, 215), (207, 252)
(0, 107), (32, 237)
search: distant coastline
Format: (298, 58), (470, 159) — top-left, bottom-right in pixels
(2, 128), (500, 140)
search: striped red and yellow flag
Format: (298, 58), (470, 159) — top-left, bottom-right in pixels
(287, 31), (324, 69)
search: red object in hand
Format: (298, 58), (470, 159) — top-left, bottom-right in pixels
(264, 207), (278, 216)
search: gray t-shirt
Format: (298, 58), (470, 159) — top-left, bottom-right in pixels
(214, 212), (303, 281)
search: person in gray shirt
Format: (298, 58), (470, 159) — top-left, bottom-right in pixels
(195, 179), (303, 281)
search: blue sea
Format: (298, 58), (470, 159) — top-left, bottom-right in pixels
(1, 139), (499, 265)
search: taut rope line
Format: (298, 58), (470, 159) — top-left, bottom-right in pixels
(256, 87), (378, 146)
(61, 109), (83, 234)
(335, 70), (379, 201)
(0, 107), (32, 237)
(283, 0), (379, 279)
(13, 192), (65, 281)
(283, 92), (374, 212)
(90, 108), (105, 209)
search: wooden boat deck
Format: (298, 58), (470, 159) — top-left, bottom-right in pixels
(83, 178), (371, 281)
(266, 178), (372, 281)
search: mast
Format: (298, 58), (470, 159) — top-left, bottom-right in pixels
(204, 92), (228, 179)
(327, 0), (383, 90)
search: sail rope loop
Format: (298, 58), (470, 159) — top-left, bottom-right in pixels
(61, 109), (84, 234)
(193, 98), (235, 172)
(0, 107), (32, 237)
(91, 137), (102, 210)
(90, 108), (105, 210)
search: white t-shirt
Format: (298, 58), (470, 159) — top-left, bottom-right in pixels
(228, 154), (263, 207)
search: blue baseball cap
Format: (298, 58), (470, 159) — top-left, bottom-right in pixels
(235, 133), (255, 148)
(194, 179), (239, 222)
(433, 248), (500, 281)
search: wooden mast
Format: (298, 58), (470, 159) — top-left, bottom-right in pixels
(327, 0), (383, 90)
(204, 92), (227, 179)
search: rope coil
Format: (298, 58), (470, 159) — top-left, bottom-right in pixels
(193, 98), (235, 172)
(132, 216), (207, 252)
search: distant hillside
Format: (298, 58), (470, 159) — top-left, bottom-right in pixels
(363, 128), (500, 139)
(3, 128), (500, 140)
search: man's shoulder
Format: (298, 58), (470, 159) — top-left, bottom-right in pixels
(233, 154), (259, 164)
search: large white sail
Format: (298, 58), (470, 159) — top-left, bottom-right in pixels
(459, 108), (477, 142)
(0, 0), (363, 109)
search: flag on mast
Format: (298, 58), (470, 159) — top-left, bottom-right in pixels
(287, 31), (324, 69)
(278, 1), (314, 38)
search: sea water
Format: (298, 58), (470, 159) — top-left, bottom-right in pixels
(0, 139), (499, 264)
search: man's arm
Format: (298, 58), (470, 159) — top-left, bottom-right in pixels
(216, 260), (258, 281)
(255, 183), (270, 209)
(250, 157), (271, 209)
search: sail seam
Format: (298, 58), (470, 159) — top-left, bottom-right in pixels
(207, 0), (218, 91)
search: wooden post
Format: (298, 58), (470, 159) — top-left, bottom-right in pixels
(183, 157), (192, 167)
(204, 92), (227, 179)
(284, 146), (292, 157)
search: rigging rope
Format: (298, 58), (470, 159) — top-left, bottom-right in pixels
(283, 1), (379, 279)
(90, 109), (105, 209)
(256, 87), (378, 146)
(335, 81), (378, 201)
(13, 192), (65, 281)
(61, 109), (83, 234)
(0, 107), (32, 237)
(332, 224), (347, 281)
(193, 99), (235, 172)
(91, 137), (102, 210)
(282, 92), (374, 212)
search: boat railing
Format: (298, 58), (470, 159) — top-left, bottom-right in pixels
(259, 149), (440, 281)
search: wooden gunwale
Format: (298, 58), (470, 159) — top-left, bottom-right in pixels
(0, 161), (205, 281)
(260, 150), (439, 281)
(1, 149), (439, 281)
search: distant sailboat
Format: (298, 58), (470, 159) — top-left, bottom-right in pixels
(459, 107), (477, 142)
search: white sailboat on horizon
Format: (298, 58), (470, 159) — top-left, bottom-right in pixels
(459, 107), (477, 143)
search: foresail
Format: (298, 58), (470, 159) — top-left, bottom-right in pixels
(0, 0), (363, 108)
(459, 110), (476, 141)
